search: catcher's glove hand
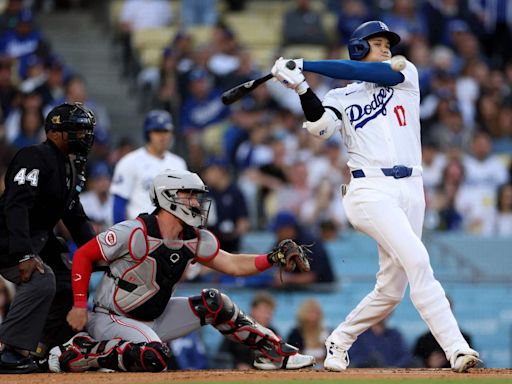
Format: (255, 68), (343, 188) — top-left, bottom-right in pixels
(267, 239), (311, 276)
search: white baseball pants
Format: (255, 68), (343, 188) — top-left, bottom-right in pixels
(329, 175), (470, 361)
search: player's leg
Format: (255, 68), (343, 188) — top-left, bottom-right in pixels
(325, 243), (408, 370)
(181, 290), (314, 369)
(403, 178), (479, 371)
(49, 311), (171, 373)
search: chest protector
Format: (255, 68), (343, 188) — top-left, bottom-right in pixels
(112, 214), (217, 320)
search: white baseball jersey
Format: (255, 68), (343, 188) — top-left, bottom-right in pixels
(323, 59), (421, 170)
(110, 147), (187, 219)
(322, 59), (474, 365)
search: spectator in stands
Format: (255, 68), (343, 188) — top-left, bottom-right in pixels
(181, 0), (217, 28)
(202, 157), (250, 253)
(0, 0), (25, 34)
(80, 161), (113, 234)
(180, 68), (230, 169)
(218, 292), (278, 369)
(336, 0), (373, 46)
(287, 298), (329, 368)
(118, 0), (172, 77)
(11, 106), (44, 149)
(0, 56), (17, 118)
(414, 297), (473, 368)
(433, 158), (465, 231)
(35, 58), (66, 108)
(382, 0), (427, 49)
(235, 122), (272, 171)
(208, 23), (240, 77)
(239, 134), (288, 228)
(5, 90), (43, 144)
(0, 10), (44, 79)
(169, 331), (208, 370)
(269, 211), (334, 287)
(282, 0), (328, 47)
(274, 160), (311, 217)
(493, 183), (512, 236)
(300, 177), (347, 236)
(349, 315), (415, 368)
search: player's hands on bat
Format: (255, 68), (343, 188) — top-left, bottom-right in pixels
(271, 57), (309, 95)
(67, 307), (88, 332)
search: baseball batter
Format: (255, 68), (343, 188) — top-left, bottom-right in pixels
(271, 21), (480, 373)
(110, 110), (187, 222)
(49, 169), (314, 372)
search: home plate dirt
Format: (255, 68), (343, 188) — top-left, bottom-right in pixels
(1, 368), (511, 384)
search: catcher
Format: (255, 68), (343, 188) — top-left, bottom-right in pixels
(48, 169), (313, 373)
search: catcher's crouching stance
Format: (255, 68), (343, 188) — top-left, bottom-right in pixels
(49, 169), (313, 373)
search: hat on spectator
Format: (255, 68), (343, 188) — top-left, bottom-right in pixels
(205, 156), (229, 169)
(189, 68), (211, 82)
(269, 211), (298, 231)
(18, 9), (34, 24)
(89, 161), (112, 179)
(448, 19), (470, 34)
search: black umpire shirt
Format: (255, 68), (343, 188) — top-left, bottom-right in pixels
(0, 140), (94, 268)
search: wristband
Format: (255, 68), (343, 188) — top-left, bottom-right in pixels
(296, 81), (309, 95)
(19, 254), (36, 263)
(255, 254), (272, 271)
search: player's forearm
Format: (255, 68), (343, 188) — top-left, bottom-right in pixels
(72, 238), (103, 308)
(303, 60), (404, 86)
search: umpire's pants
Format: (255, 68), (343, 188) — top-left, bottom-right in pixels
(0, 260), (56, 351)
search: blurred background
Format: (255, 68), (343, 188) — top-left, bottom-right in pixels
(0, 0), (511, 370)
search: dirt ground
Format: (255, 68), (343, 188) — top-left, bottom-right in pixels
(1, 368), (512, 384)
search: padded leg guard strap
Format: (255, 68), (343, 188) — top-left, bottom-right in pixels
(189, 288), (298, 362)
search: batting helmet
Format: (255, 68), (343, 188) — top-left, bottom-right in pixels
(143, 110), (174, 142)
(348, 20), (400, 60)
(45, 102), (96, 156)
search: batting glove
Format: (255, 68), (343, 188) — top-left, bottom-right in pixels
(271, 57), (309, 95)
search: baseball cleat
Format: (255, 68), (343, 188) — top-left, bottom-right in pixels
(324, 341), (349, 371)
(450, 349), (481, 373)
(253, 353), (315, 370)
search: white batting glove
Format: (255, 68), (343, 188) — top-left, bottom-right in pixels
(271, 57), (309, 95)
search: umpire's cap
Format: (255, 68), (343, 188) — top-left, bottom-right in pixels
(348, 20), (400, 60)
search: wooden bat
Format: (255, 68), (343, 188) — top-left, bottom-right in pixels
(221, 61), (296, 105)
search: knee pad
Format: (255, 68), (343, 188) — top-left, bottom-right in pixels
(189, 288), (237, 325)
(119, 341), (171, 372)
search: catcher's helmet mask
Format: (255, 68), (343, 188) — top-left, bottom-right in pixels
(45, 102), (96, 156)
(150, 169), (211, 227)
(348, 20), (400, 60)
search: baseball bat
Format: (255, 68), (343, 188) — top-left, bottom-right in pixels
(221, 60), (297, 105)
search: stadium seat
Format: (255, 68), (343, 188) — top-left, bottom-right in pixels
(131, 27), (177, 53)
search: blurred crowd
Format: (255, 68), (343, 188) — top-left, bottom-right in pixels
(0, 0), (511, 257)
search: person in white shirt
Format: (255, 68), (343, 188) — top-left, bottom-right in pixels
(110, 110), (187, 222)
(270, 20), (480, 373)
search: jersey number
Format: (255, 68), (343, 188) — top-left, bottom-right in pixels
(13, 168), (39, 186)
(394, 105), (407, 127)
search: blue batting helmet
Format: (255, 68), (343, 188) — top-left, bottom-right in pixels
(348, 21), (400, 60)
(143, 110), (173, 141)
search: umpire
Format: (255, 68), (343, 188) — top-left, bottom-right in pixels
(0, 102), (96, 373)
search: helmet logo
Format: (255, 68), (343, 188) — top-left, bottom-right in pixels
(379, 21), (388, 31)
(52, 115), (61, 124)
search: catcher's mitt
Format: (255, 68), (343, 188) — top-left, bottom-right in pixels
(267, 239), (311, 276)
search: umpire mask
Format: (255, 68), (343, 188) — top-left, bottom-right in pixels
(45, 102), (96, 156)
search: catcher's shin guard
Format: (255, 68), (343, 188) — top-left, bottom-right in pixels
(189, 288), (298, 362)
(49, 333), (170, 372)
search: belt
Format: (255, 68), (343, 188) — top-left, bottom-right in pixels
(351, 165), (422, 179)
